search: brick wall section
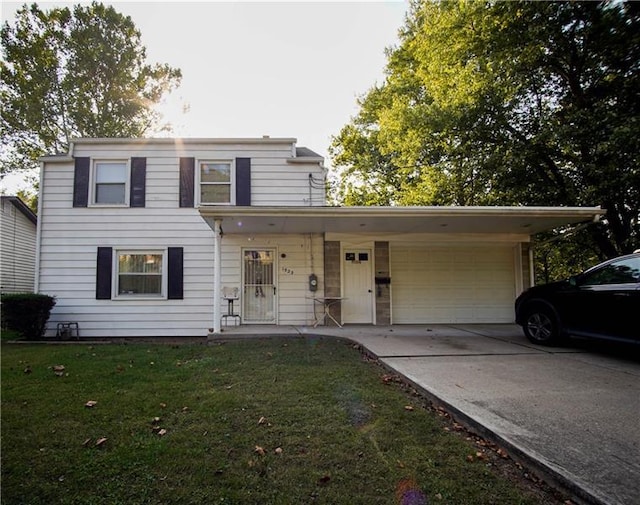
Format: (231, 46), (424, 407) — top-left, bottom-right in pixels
(323, 241), (342, 325)
(521, 242), (531, 290)
(374, 241), (391, 325)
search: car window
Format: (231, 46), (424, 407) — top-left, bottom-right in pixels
(581, 257), (640, 286)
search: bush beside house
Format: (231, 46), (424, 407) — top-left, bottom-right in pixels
(1, 293), (56, 340)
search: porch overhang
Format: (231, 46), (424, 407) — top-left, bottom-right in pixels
(199, 205), (604, 236)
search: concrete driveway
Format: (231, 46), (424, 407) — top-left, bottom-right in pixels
(220, 324), (640, 505)
(342, 325), (640, 505)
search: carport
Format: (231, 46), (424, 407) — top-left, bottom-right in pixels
(200, 206), (604, 333)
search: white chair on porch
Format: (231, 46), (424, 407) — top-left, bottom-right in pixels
(221, 286), (240, 326)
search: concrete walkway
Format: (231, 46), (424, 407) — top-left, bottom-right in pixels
(217, 324), (640, 505)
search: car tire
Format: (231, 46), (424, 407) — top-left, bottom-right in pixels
(522, 306), (560, 345)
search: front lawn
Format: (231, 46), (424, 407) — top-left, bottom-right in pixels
(1, 337), (560, 504)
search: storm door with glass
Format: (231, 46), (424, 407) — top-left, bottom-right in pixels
(243, 249), (276, 323)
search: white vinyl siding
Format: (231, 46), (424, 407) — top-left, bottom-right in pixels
(71, 141), (325, 207)
(1, 201), (37, 294)
(390, 244), (516, 324)
(37, 139), (326, 337)
(218, 234), (324, 326)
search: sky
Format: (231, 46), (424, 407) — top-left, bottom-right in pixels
(1, 1), (409, 194)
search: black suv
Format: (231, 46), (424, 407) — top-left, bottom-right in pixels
(515, 253), (639, 345)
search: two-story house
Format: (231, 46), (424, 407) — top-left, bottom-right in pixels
(36, 137), (602, 338)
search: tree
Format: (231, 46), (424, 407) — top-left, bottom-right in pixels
(1, 2), (181, 177)
(331, 0), (640, 260)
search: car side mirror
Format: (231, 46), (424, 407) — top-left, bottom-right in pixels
(568, 275), (578, 287)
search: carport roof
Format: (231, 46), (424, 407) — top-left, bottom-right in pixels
(199, 205), (604, 235)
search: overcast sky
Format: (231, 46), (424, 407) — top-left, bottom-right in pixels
(1, 1), (408, 193)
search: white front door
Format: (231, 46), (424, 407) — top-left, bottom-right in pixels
(343, 249), (373, 324)
(243, 249), (276, 323)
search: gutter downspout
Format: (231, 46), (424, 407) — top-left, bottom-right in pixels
(211, 219), (223, 335)
(34, 161), (45, 293)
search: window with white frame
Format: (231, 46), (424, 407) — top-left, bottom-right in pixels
(116, 251), (164, 297)
(93, 161), (128, 205)
(199, 161), (232, 204)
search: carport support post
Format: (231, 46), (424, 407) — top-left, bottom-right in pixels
(212, 219), (222, 334)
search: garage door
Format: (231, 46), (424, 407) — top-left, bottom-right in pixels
(391, 245), (515, 324)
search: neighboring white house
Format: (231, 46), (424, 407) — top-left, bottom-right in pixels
(35, 137), (603, 337)
(1, 195), (37, 294)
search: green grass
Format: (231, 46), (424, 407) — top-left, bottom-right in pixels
(2, 338), (551, 504)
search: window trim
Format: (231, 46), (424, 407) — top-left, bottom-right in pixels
(90, 159), (130, 207)
(113, 248), (167, 300)
(197, 159), (235, 206)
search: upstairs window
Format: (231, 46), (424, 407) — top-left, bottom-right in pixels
(200, 161), (232, 205)
(116, 251), (164, 297)
(94, 161), (128, 205)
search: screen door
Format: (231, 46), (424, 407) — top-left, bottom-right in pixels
(243, 249), (276, 323)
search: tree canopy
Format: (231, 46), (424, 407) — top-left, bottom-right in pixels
(1, 2), (182, 176)
(331, 0), (639, 259)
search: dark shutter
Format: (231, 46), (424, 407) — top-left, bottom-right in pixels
(130, 157), (146, 207)
(179, 157), (195, 207)
(96, 247), (113, 299)
(73, 157), (90, 207)
(167, 247), (184, 300)
(235, 157), (251, 206)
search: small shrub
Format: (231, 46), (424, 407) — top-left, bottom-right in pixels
(1, 293), (56, 340)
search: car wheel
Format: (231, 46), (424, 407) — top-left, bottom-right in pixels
(523, 306), (560, 345)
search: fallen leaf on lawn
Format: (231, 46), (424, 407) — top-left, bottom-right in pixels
(84, 400), (97, 408)
(317, 475), (331, 486)
(496, 448), (508, 459)
(95, 438), (107, 447)
(466, 454), (475, 462)
(54, 371), (65, 377)
(151, 417), (161, 424)
(53, 365), (65, 372)
(159, 403), (167, 408)
(82, 438), (92, 447)
(274, 447), (283, 455)
(434, 493), (443, 500)
(116, 365), (124, 372)
(24, 366), (32, 374)
(182, 406), (189, 412)
(152, 426), (162, 433)
(476, 451), (486, 460)
(404, 405), (414, 411)
(254, 445), (266, 456)
(258, 416), (267, 425)
(157, 429), (167, 436)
